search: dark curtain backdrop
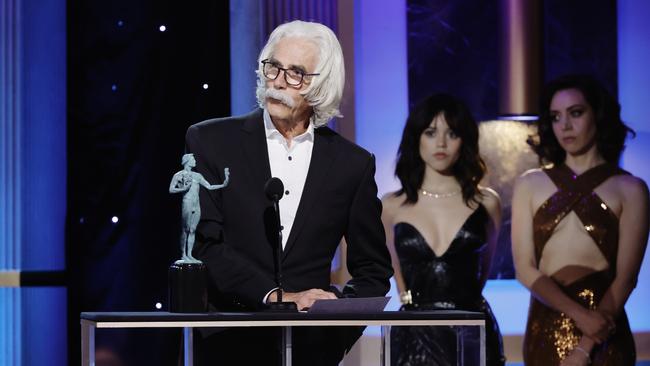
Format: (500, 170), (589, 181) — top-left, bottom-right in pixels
(67, 1), (230, 364)
(406, 0), (617, 279)
(544, 0), (618, 94)
(407, 0), (499, 121)
(406, 0), (617, 119)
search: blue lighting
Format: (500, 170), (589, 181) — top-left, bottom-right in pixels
(1, 0), (67, 363)
(229, 0), (263, 115)
(497, 114), (538, 122)
(619, 0), (650, 333)
(354, 0), (408, 197)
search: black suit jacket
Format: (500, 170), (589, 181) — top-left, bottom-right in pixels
(185, 109), (393, 310)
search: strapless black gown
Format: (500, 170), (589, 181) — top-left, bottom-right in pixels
(391, 204), (505, 366)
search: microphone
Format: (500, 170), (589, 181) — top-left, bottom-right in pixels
(264, 177), (297, 312)
(264, 177), (284, 202)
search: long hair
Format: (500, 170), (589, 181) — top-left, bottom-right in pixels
(530, 74), (635, 166)
(395, 93), (486, 206)
(255, 20), (344, 128)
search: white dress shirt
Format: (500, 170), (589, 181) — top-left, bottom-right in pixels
(263, 109), (314, 249)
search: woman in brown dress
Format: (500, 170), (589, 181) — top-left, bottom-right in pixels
(512, 75), (649, 366)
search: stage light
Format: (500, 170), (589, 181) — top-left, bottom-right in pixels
(79, 217), (85, 224)
(117, 20), (124, 27)
(159, 25), (166, 32)
(155, 302), (162, 310)
(111, 84), (117, 92)
(497, 114), (538, 122)
(111, 216), (119, 224)
(202, 83), (209, 90)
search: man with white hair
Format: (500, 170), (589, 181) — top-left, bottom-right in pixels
(185, 20), (392, 365)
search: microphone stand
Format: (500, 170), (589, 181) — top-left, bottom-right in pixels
(267, 194), (297, 313)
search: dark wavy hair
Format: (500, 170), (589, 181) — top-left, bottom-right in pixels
(395, 93), (485, 206)
(530, 74), (635, 166)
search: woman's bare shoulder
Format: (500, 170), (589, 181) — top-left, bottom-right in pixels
(381, 191), (407, 216)
(520, 167), (546, 180)
(477, 186), (501, 215)
(478, 186), (500, 201)
(514, 167), (547, 189)
(612, 174), (649, 201)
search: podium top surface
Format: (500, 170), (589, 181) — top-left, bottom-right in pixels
(82, 310), (483, 321)
(80, 311), (485, 328)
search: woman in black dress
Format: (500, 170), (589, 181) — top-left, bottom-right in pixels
(382, 93), (505, 365)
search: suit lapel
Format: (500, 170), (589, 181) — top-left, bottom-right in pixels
(240, 109), (272, 193)
(282, 127), (338, 259)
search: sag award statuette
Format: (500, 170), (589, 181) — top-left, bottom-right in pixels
(168, 153), (229, 312)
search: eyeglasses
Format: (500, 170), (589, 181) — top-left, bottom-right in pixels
(261, 59), (319, 86)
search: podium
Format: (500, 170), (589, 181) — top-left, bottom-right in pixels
(80, 310), (486, 366)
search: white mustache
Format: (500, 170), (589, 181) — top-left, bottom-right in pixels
(264, 88), (295, 108)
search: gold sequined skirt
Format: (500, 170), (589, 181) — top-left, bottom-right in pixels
(523, 271), (635, 365)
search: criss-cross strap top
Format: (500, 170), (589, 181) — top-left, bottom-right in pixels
(532, 164), (629, 271)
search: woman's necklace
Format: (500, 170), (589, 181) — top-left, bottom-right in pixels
(419, 188), (462, 199)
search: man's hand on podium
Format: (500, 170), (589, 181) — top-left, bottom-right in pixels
(267, 289), (338, 311)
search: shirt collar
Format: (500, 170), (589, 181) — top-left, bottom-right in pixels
(263, 109), (314, 142)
